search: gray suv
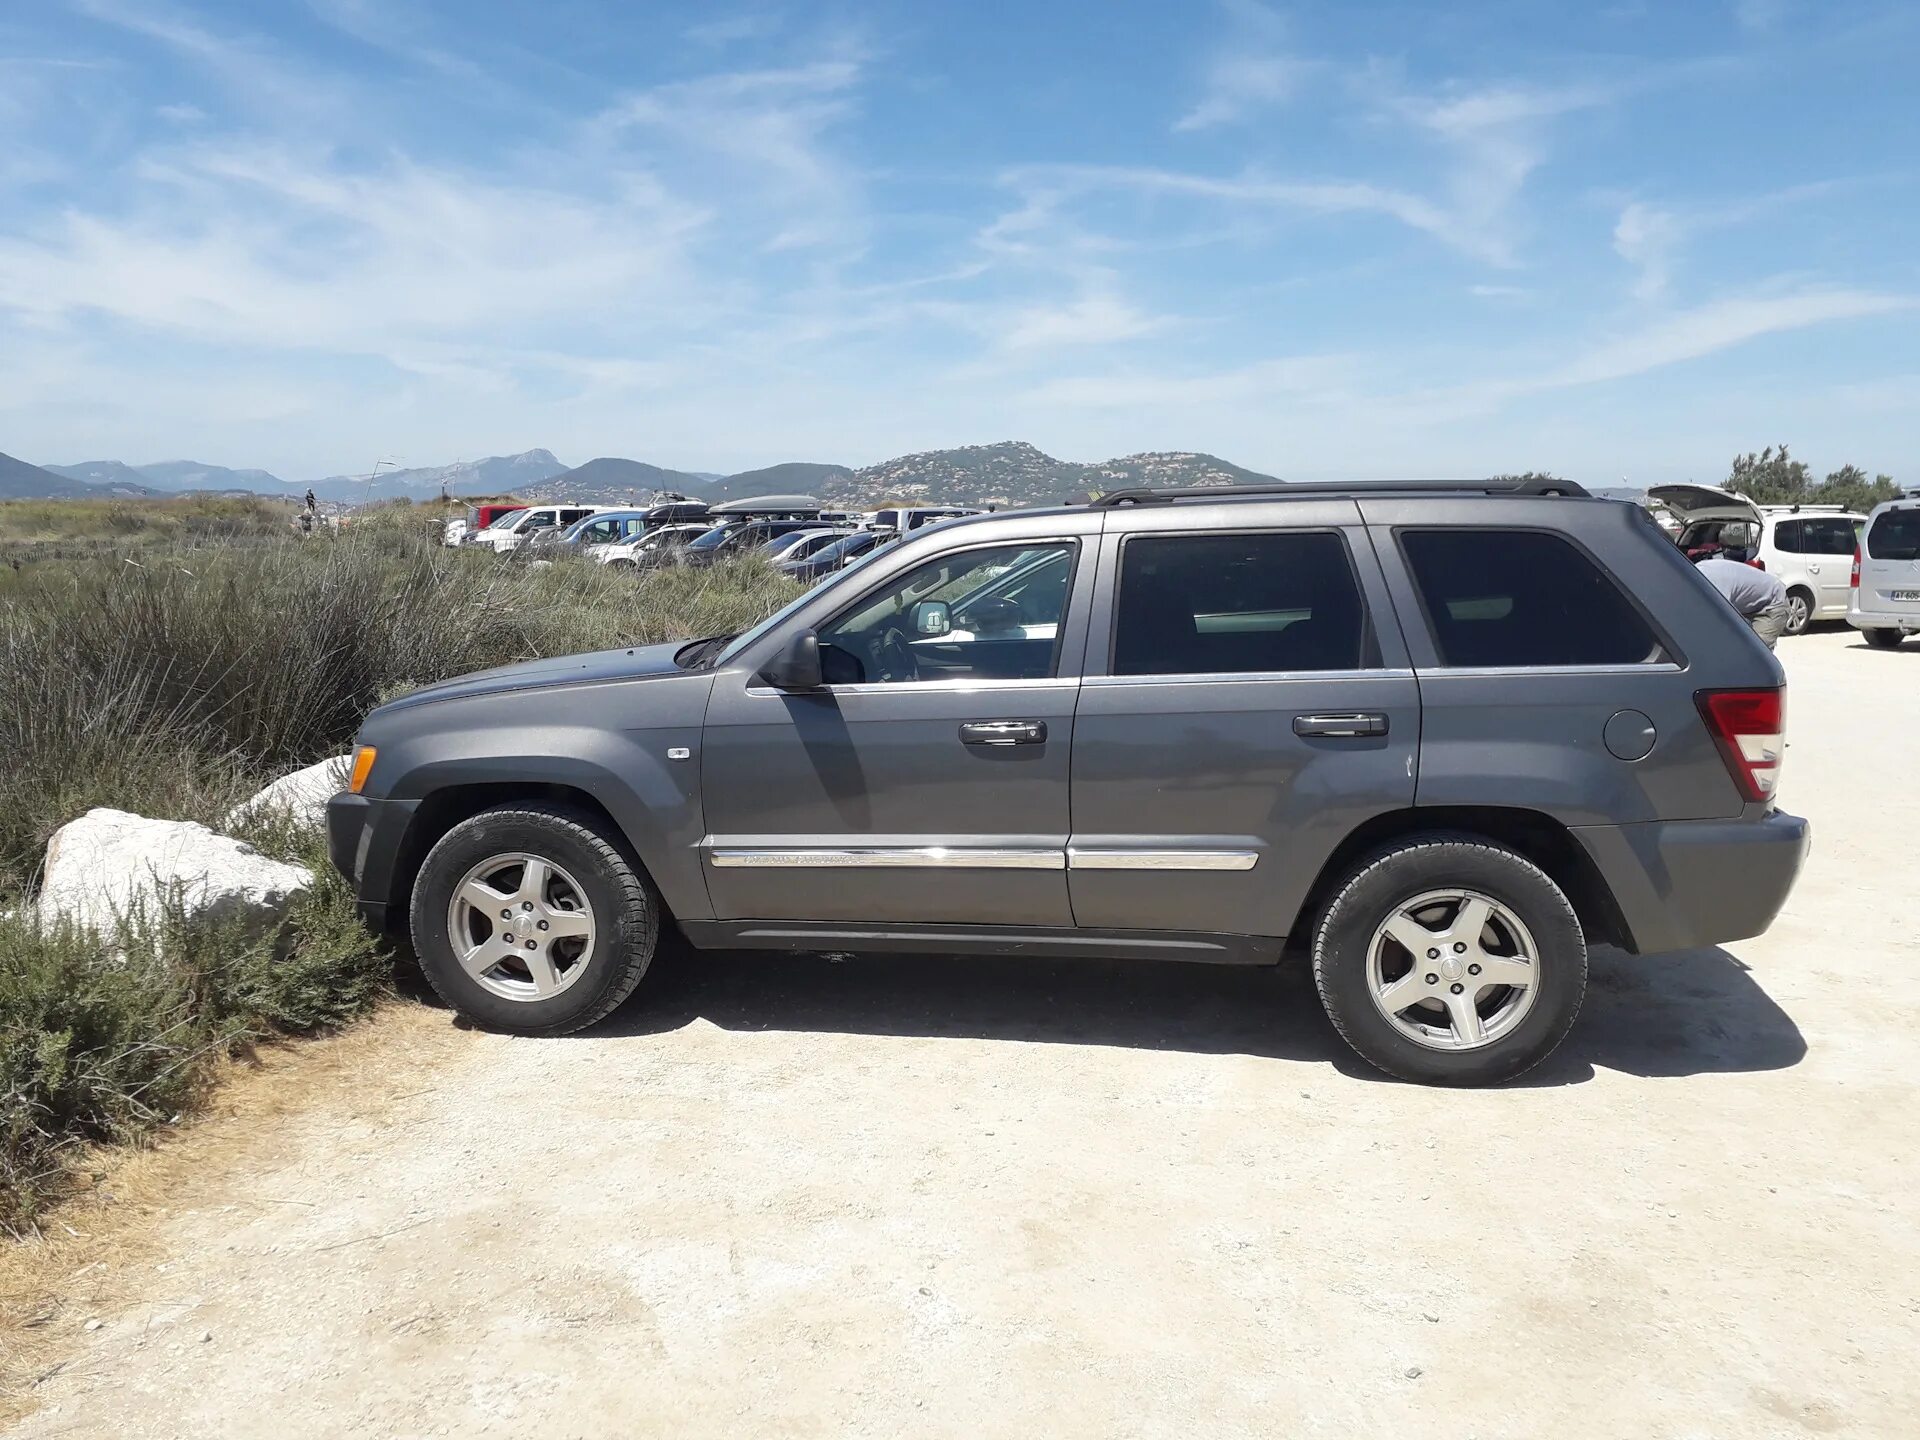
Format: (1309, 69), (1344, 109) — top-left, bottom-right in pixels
(328, 479), (1809, 1085)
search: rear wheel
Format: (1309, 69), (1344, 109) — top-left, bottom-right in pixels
(1312, 837), (1587, 1085)
(410, 804), (658, 1035)
(1864, 628), (1906, 650)
(1784, 589), (1813, 635)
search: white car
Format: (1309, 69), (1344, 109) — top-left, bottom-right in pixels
(591, 522), (713, 569)
(467, 504), (607, 554)
(1849, 493), (1920, 649)
(1648, 484), (1865, 635)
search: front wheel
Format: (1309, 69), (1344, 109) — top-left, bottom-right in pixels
(410, 804), (659, 1035)
(1864, 628), (1906, 650)
(1312, 837), (1587, 1085)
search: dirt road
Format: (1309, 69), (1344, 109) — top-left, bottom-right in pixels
(9, 627), (1919, 1437)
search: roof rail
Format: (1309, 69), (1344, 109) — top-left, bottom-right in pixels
(1086, 477), (1590, 507)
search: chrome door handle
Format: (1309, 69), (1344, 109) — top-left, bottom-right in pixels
(1293, 712), (1388, 738)
(960, 720), (1047, 746)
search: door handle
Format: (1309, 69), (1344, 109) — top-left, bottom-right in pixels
(960, 720), (1047, 746)
(1292, 712), (1388, 738)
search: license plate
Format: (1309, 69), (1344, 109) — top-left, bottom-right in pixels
(1894, 590), (1920, 601)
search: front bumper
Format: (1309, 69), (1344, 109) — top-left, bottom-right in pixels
(1572, 809), (1810, 956)
(325, 791), (420, 933)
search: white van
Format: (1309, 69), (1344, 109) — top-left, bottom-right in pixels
(1648, 485), (1866, 635)
(468, 504), (606, 554)
(1849, 494), (1920, 649)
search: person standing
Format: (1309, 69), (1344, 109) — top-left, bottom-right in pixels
(1697, 545), (1791, 648)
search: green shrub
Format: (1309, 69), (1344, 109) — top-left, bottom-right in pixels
(0, 522), (800, 1227)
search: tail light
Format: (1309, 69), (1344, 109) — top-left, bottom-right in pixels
(1748, 557), (1765, 570)
(1851, 545), (1861, 588)
(1696, 688), (1784, 802)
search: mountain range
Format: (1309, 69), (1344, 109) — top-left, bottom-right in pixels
(10, 442), (1282, 509)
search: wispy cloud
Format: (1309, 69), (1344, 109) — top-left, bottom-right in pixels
(1613, 201), (1682, 299)
(1174, 1), (1309, 131)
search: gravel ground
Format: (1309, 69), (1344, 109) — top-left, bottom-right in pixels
(10, 626), (1919, 1438)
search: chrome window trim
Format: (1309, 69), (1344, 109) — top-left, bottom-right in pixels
(708, 846), (1064, 870)
(745, 676), (1081, 698)
(1411, 662), (1685, 678)
(1083, 668), (1412, 688)
(1066, 848), (1259, 872)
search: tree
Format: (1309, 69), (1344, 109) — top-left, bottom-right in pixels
(1728, 445), (1812, 504)
(1727, 446), (1900, 513)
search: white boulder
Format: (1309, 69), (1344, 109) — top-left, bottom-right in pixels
(226, 755), (351, 830)
(36, 809), (313, 938)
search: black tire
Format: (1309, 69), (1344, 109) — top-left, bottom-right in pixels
(1311, 836), (1587, 1086)
(409, 804), (659, 1035)
(1784, 588), (1813, 635)
(1863, 628), (1906, 650)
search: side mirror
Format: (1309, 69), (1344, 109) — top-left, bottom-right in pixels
(912, 600), (951, 636)
(761, 629), (823, 690)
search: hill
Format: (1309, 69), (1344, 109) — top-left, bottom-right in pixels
(524, 457), (713, 503)
(308, 450), (568, 504)
(702, 462), (852, 504)
(1, 452), (102, 500)
(823, 441), (1277, 508)
(135, 460), (289, 492)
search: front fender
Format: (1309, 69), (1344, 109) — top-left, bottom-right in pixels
(362, 671), (717, 921)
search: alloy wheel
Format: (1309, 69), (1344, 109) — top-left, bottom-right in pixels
(446, 852), (598, 1002)
(1365, 889), (1540, 1051)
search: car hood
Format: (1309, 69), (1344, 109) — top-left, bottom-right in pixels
(375, 641), (694, 715)
(1646, 483), (1763, 524)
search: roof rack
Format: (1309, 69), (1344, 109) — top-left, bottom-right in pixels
(1086, 477), (1590, 508)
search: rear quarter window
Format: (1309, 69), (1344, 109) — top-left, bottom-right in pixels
(1399, 529), (1663, 668)
(1867, 509), (1920, 561)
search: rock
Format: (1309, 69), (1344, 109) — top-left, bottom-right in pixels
(226, 756), (351, 831)
(36, 809), (313, 939)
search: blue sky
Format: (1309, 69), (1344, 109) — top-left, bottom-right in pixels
(1, 0), (1915, 483)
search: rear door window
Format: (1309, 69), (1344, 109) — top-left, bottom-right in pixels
(1867, 510), (1920, 561)
(1112, 532), (1367, 676)
(1399, 530), (1662, 668)
(1772, 519), (1806, 552)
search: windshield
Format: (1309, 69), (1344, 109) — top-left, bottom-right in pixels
(687, 524), (735, 551)
(761, 530), (818, 558)
(808, 532), (876, 564)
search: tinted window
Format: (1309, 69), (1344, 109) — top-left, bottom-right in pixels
(1803, 518), (1857, 555)
(1400, 530), (1661, 668)
(1772, 519), (1806, 553)
(819, 542), (1077, 684)
(1113, 532), (1365, 676)
(1866, 510), (1920, 561)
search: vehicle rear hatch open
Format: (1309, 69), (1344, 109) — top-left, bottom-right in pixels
(1647, 484), (1763, 560)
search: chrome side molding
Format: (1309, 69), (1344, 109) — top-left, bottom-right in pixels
(1066, 848), (1259, 871)
(708, 846), (1064, 870)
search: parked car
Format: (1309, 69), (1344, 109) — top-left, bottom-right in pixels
(593, 522), (714, 570)
(867, 505), (982, 534)
(452, 504), (526, 548)
(1648, 484), (1866, 634)
(679, 495), (826, 567)
(329, 477), (1808, 1086)
(778, 526), (900, 583)
(467, 505), (609, 554)
(1849, 492), (1920, 649)
(760, 527), (856, 563)
(522, 509), (652, 558)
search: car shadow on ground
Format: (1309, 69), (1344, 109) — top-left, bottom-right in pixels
(559, 937), (1806, 1087)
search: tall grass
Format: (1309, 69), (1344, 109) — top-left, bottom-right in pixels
(0, 522), (800, 1227)
(0, 524), (801, 887)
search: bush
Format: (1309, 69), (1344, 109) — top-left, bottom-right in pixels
(0, 521), (802, 1227)
(0, 527), (802, 886)
(0, 825), (385, 1234)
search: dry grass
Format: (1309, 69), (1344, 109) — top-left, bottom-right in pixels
(0, 1001), (462, 1422)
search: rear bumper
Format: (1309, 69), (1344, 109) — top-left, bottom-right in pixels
(325, 791), (419, 933)
(1848, 606), (1920, 633)
(1572, 809), (1810, 956)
